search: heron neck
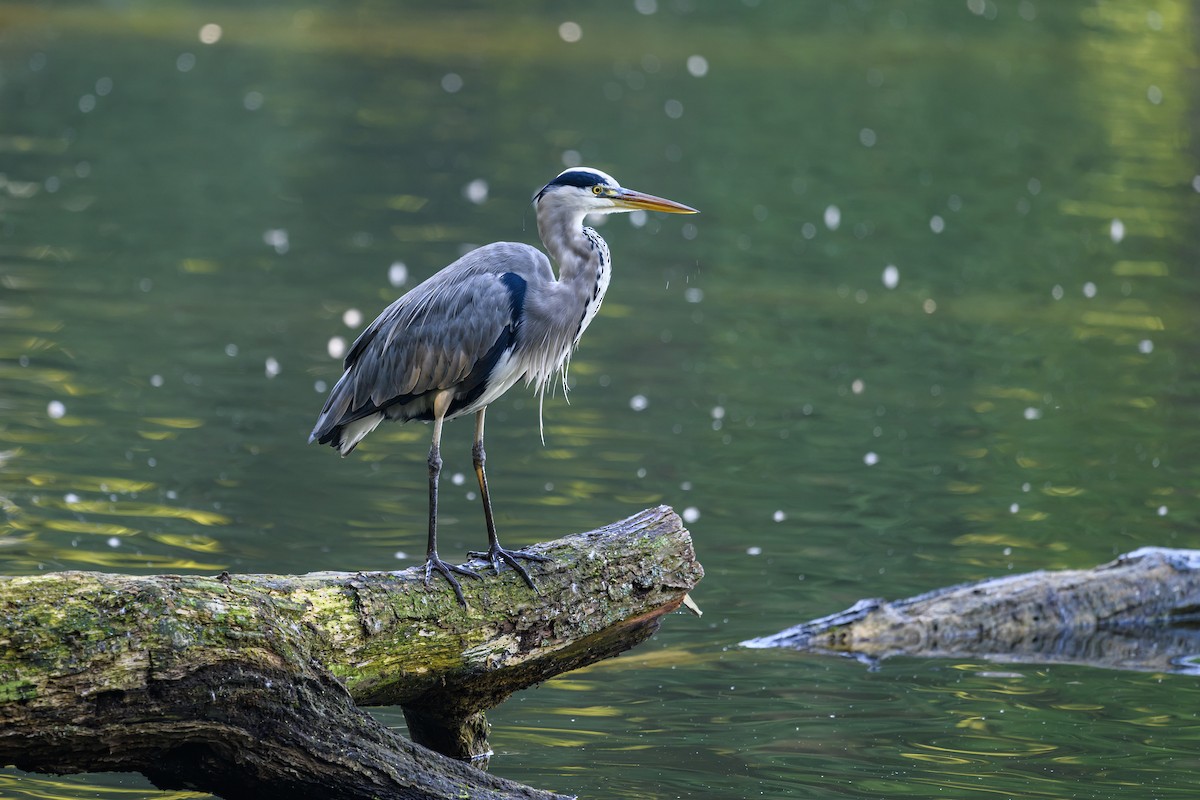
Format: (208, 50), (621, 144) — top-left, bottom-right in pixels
(523, 200), (614, 414)
(536, 205), (608, 287)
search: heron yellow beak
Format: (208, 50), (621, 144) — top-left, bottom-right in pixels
(612, 188), (699, 214)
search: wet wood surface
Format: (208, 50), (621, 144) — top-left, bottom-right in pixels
(744, 547), (1200, 674)
(0, 506), (703, 800)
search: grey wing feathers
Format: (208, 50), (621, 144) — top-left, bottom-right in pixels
(365, 274), (513, 405)
(310, 243), (551, 446)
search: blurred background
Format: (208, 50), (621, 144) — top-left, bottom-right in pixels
(2, 1), (1198, 798)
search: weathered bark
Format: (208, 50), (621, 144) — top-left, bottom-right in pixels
(743, 547), (1200, 674)
(0, 506), (703, 800)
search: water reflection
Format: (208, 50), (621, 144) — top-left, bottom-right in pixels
(0, 771), (205, 800)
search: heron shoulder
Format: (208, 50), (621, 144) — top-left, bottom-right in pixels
(447, 241), (555, 284)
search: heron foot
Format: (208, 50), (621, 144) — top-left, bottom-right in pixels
(423, 555), (483, 607)
(467, 545), (551, 592)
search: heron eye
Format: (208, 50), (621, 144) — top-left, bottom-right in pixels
(592, 185), (604, 195)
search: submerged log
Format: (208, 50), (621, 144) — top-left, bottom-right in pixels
(0, 506), (703, 800)
(743, 547), (1200, 674)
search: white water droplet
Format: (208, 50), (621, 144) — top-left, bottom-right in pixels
(558, 21), (582, 42)
(199, 23), (223, 44)
(823, 205), (841, 230)
(882, 264), (899, 289)
(262, 228), (288, 254)
(464, 179), (488, 204)
(1110, 218), (1125, 242)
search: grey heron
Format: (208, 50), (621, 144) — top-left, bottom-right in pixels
(310, 167), (698, 605)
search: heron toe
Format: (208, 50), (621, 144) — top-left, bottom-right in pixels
(423, 555), (483, 607)
(468, 545), (551, 591)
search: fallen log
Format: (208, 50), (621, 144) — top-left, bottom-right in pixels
(0, 505), (703, 800)
(743, 547), (1200, 674)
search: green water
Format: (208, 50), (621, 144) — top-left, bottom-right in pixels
(2, 1), (1199, 798)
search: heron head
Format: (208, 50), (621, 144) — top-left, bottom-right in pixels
(534, 167), (698, 216)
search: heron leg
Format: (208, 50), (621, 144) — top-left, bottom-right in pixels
(466, 408), (549, 591)
(423, 394), (481, 607)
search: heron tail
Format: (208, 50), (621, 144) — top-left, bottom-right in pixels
(309, 371), (383, 456)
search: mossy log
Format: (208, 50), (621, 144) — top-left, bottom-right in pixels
(0, 506), (703, 800)
(743, 547), (1200, 674)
